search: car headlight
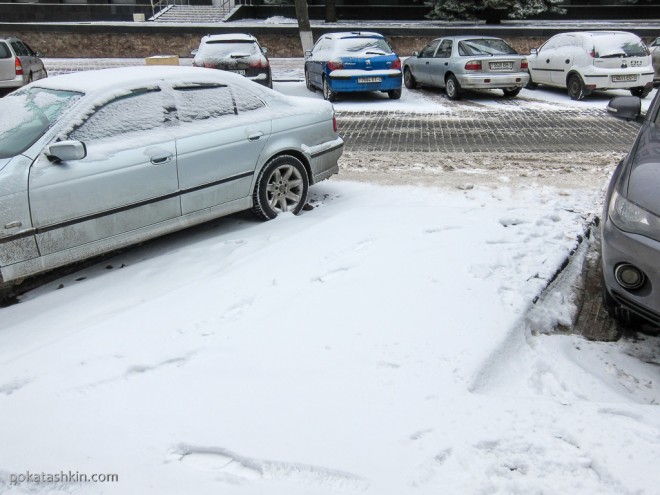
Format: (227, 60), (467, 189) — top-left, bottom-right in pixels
(609, 189), (660, 242)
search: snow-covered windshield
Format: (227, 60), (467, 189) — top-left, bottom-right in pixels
(198, 40), (259, 59)
(593, 34), (648, 58)
(0, 87), (82, 158)
(336, 37), (392, 55)
(459, 38), (517, 56)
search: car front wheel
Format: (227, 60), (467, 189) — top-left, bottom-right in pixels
(404, 68), (417, 89)
(323, 77), (336, 102)
(305, 68), (313, 91)
(567, 74), (589, 100)
(445, 74), (461, 100)
(388, 89), (402, 99)
(252, 155), (309, 220)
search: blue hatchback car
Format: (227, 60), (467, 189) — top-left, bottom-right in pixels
(304, 31), (402, 102)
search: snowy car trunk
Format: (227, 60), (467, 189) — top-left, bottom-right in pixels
(591, 34), (650, 73)
(0, 42), (17, 83)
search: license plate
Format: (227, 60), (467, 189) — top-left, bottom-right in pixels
(232, 70), (246, 75)
(611, 74), (637, 82)
(357, 77), (382, 84)
(489, 62), (513, 70)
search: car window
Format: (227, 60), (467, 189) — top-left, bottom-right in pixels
(0, 42), (10, 58)
(198, 40), (259, 60)
(10, 41), (28, 56)
(435, 40), (453, 58)
(540, 35), (564, 52)
(69, 89), (167, 142)
(335, 37), (392, 55)
(592, 34), (648, 58)
(459, 38), (517, 56)
(0, 88), (82, 158)
(420, 40), (440, 58)
(173, 84), (235, 121)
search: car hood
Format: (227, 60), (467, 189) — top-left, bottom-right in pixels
(627, 124), (660, 216)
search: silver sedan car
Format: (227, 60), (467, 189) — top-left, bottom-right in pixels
(602, 93), (660, 329)
(402, 36), (529, 100)
(0, 66), (342, 293)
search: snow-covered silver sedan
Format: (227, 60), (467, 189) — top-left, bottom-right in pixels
(0, 66), (342, 290)
(402, 36), (529, 100)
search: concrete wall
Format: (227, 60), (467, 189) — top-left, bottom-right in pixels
(0, 23), (657, 59)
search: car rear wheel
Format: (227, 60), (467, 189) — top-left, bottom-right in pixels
(567, 74), (589, 100)
(445, 74), (461, 100)
(322, 77), (336, 102)
(252, 155), (309, 220)
(404, 68), (417, 89)
(388, 89), (402, 100)
(502, 87), (521, 97)
(630, 86), (651, 98)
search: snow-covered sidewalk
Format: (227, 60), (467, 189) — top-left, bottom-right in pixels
(1, 181), (659, 494)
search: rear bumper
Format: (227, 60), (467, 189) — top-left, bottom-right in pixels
(0, 74), (24, 89)
(306, 137), (343, 184)
(328, 69), (402, 93)
(582, 69), (654, 90)
(456, 72), (529, 90)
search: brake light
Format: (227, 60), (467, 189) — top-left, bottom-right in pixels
(589, 47), (598, 58)
(464, 60), (482, 71)
(333, 114), (338, 133)
(249, 58), (269, 69)
(391, 58), (401, 70)
(521, 59), (528, 70)
(327, 60), (344, 71)
(15, 57), (23, 76)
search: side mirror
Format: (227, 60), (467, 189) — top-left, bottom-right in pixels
(530, 48), (538, 55)
(262, 47), (268, 54)
(606, 96), (642, 121)
(412, 51), (419, 57)
(45, 140), (87, 163)
(190, 49), (198, 56)
(304, 50), (312, 58)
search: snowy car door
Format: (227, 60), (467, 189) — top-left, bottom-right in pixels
(28, 87), (181, 256)
(413, 39), (441, 85)
(172, 83), (271, 215)
(550, 34), (577, 85)
(430, 39), (453, 87)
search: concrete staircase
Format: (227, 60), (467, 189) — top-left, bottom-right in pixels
(150, 5), (234, 23)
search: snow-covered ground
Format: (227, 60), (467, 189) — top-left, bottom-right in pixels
(1, 63), (660, 495)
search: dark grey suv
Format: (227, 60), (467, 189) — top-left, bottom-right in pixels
(0, 36), (47, 92)
(602, 92), (660, 328)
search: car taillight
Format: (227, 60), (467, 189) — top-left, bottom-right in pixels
(464, 60), (482, 71)
(249, 58), (269, 69)
(15, 58), (23, 76)
(391, 58), (401, 70)
(589, 48), (598, 58)
(521, 59), (528, 70)
(327, 60), (344, 71)
(333, 114), (338, 133)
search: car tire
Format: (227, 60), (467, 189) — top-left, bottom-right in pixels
(305, 68), (313, 91)
(252, 155), (309, 220)
(404, 68), (417, 89)
(502, 87), (521, 97)
(322, 77), (336, 102)
(445, 74), (461, 100)
(388, 89), (402, 100)
(630, 86), (651, 98)
(567, 74), (589, 100)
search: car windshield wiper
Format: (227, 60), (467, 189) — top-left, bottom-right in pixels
(600, 53), (627, 58)
(365, 51), (387, 56)
(230, 53), (250, 58)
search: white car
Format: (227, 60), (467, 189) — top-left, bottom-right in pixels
(0, 66), (342, 295)
(527, 31), (654, 100)
(650, 37), (660, 85)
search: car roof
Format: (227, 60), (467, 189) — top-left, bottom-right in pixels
(202, 33), (257, 43)
(557, 31), (640, 38)
(324, 31), (385, 39)
(430, 35), (505, 42)
(28, 66), (246, 94)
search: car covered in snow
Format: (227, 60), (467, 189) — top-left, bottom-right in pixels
(192, 33), (272, 88)
(601, 92), (660, 328)
(0, 66), (342, 292)
(304, 31), (402, 101)
(527, 31), (654, 100)
(402, 36), (529, 100)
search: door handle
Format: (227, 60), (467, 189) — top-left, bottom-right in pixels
(150, 153), (173, 165)
(248, 132), (264, 142)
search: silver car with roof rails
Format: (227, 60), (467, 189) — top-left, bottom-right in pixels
(0, 66), (342, 295)
(0, 36), (47, 92)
